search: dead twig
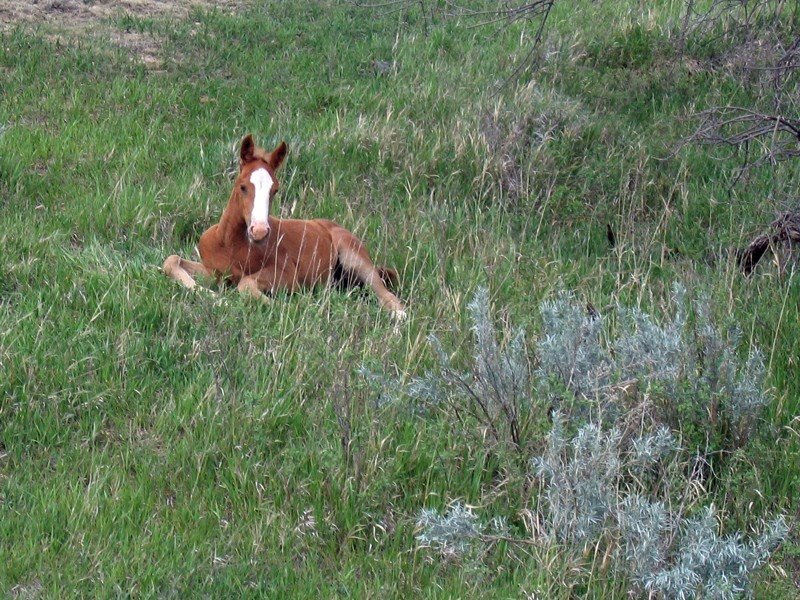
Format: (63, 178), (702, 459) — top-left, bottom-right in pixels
(681, 106), (800, 178)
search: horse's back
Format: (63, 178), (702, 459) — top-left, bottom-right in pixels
(312, 219), (370, 255)
(312, 218), (341, 231)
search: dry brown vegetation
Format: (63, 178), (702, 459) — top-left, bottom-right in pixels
(0, 0), (247, 67)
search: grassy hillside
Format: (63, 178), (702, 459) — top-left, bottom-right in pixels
(1, 0), (799, 596)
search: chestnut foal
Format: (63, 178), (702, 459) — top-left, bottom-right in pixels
(163, 135), (406, 319)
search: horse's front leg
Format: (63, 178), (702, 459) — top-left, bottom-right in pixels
(236, 265), (304, 301)
(163, 255), (214, 290)
(236, 274), (269, 301)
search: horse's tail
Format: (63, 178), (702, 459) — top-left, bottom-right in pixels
(377, 266), (399, 290)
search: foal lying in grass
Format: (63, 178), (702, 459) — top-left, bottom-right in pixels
(163, 135), (406, 319)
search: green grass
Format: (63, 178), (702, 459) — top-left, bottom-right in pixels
(1, 0), (799, 596)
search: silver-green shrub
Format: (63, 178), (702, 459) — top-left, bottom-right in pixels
(532, 415), (624, 544)
(407, 286), (785, 596)
(622, 502), (787, 599)
(403, 287), (531, 448)
(614, 283), (688, 384)
(536, 292), (612, 400)
(536, 283), (769, 449)
(416, 502), (484, 558)
(534, 419), (787, 598)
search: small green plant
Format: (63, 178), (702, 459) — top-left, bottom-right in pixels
(479, 82), (587, 204)
(586, 24), (660, 69)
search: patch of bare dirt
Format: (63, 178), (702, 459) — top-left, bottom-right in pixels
(9, 579), (42, 600)
(0, 0), (247, 69)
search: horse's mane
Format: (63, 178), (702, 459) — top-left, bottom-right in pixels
(252, 145), (271, 163)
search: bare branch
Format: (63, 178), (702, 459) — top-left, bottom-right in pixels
(684, 106), (800, 170)
(354, 0), (558, 84)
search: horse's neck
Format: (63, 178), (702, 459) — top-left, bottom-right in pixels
(218, 194), (246, 248)
(218, 212), (239, 249)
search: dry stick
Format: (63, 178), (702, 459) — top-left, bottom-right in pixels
(495, 1), (554, 93)
(429, 0), (557, 87)
(727, 138), (750, 195)
(500, 349), (525, 446)
(677, 0), (697, 63)
(686, 106), (800, 176)
(449, 368), (503, 445)
(444, 0), (552, 20)
(773, 35), (800, 100)
(352, 0), (407, 8)
(356, 0), (557, 90)
(484, 356), (521, 447)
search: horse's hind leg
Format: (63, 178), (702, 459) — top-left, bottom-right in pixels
(163, 255), (213, 290)
(334, 236), (406, 319)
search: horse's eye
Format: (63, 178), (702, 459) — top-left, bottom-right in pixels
(240, 184), (247, 193)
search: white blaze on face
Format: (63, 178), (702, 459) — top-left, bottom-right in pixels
(249, 167), (274, 227)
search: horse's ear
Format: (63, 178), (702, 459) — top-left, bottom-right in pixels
(240, 134), (256, 165)
(268, 141), (288, 170)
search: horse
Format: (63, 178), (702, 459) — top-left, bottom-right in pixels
(163, 135), (406, 320)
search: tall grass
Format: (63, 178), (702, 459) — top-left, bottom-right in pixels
(1, 0), (798, 596)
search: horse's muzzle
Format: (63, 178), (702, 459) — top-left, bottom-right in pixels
(248, 223), (270, 243)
